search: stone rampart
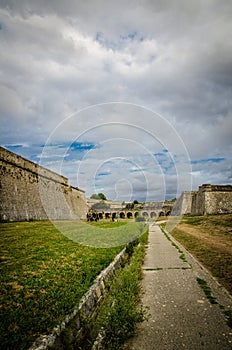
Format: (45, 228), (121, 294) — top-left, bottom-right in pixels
(192, 184), (232, 215)
(175, 184), (232, 216)
(171, 191), (195, 216)
(0, 147), (88, 221)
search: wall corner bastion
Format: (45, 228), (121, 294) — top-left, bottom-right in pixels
(176, 183), (232, 216)
(0, 146), (88, 222)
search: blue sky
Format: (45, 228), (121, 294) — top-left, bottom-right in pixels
(0, 1), (232, 201)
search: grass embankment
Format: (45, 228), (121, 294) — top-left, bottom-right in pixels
(171, 214), (232, 294)
(0, 220), (147, 350)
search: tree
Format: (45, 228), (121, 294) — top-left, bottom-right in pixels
(133, 200), (139, 204)
(126, 202), (134, 210)
(90, 193), (107, 200)
(98, 193), (107, 200)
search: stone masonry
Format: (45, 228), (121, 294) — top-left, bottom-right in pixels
(0, 147), (88, 222)
(174, 184), (232, 216)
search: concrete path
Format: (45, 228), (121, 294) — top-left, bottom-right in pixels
(123, 223), (232, 349)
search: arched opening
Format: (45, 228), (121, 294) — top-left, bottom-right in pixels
(159, 211), (165, 216)
(127, 212), (133, 219)
(120, 212), (125, 219)
(98, 213), (103, 219)
(150, 212), (156, 218)
(166, 210), (171, 216)
(105, 212), (111, 219)
(134, 212), (139, 218)
(142, 212), (148, 217)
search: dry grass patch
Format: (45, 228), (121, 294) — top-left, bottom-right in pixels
(171, 214), (232, 294)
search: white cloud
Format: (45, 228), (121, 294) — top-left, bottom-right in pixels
(0, 0), (231, 200)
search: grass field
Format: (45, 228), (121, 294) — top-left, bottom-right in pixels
(0, 220), (147, 350)
(55, 219), (145, 247)
(170, 214), (232, 294)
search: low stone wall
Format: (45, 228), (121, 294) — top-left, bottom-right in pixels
(29, 247), (128, 350)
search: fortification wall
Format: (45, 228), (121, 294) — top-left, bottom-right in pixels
(203, 185), (232, 215)
(171, 191), (195, 215)
(0, 147), (88, 222)
(191, 189), (205, 215)
(176, 184), (232, 216)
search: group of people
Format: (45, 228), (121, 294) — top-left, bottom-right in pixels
(86, 212), (99, 222)
(112, 214), (121, 222)
(86, 212), (121, 222)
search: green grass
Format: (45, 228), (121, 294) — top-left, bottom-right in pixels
(196, 278), (218, 304)
(88, 221), (127, 229)
(0, 220), (147, 350)
(196, 277), (232, 328)
(183, 214), (232, 231)
(91, 229), (149, 349)
(55, 220), (146, 247)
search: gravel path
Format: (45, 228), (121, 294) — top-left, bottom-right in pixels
(123, 223), (232, 350)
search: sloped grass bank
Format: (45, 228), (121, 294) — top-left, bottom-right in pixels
(171, 214), (232, 294)
(0, 220), (147, 350)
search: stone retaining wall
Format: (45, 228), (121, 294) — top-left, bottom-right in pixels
(29, 247), (128, 350)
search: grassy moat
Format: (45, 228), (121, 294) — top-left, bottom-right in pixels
(1, 215), (231, 349)
(0, 219), (147, 349)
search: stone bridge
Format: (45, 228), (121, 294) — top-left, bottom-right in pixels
(90, 205), (173, 220)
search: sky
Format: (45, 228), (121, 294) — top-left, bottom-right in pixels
(0, 0), (232, 202)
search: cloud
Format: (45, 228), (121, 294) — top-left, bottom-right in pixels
(0, 1), (231, 201)
(0, 86), (28, 125)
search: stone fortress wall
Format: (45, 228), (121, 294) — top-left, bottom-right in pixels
(174, 184), (232, 216)
(0, 147), (88, 222)
(1, 146), (231, 222)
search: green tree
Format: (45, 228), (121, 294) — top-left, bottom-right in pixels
(98, 192), (107, 200)
(90, 193), (107, 200)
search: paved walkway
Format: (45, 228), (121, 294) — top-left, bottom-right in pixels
(123, 223), (232, 349)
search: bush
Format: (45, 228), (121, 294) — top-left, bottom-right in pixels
(90, 193), (107, 200)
